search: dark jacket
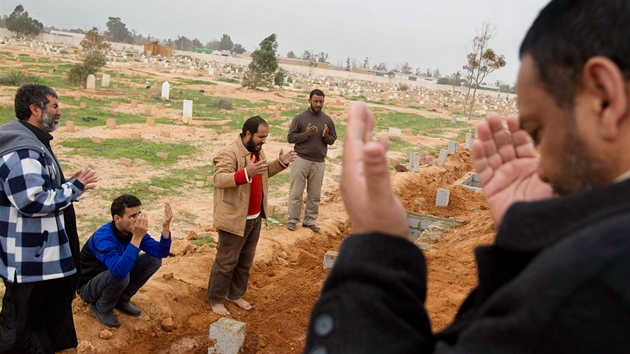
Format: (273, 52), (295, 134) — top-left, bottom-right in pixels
(305, 178), (630, 353)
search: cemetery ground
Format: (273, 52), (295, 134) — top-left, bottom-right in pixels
(1, 48), (497, 353)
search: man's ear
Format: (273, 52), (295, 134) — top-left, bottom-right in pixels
(582, 56), (628, 140)
(113, 214), (121, 223)
(29, 103), (41, 118)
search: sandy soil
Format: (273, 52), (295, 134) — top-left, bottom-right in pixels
(0, 46), (498, 354)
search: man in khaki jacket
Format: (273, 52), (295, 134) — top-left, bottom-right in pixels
(207, 116), (296, 315)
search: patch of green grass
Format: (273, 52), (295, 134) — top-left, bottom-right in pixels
(177, 78), (218, 86)
(191, 232), (217, 248)
(217, 78), (239, 84)
(59, 138), (196, 164)
(0, 107), (15, 125)
(76, 214), (110, 242)
(268, 171), (290, 189)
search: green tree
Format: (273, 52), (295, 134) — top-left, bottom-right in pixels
(105, 17), (131, 43)
(80, 27), (111, 54)
(401, 62), (413, 75)
(317, 52), (329, 63)
(69, 28), (109, 88)
(462, 22), (507, 116)
(191, 38), (204, 50)
(219, 34), (234, 51)
(287, 51), (297, 59)
(450, 71), (462, 88)
(242, 33), (280, 89)
(6, 5), (43, 37)
(373, 62), (388, 71)
(173, 36), (192, 51)
(345, 57), (351, 71)
(363, 57), (370, 69)
(232, 43), (246, 54)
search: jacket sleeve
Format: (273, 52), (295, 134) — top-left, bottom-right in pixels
(213, 148), (240, 189)
(304, 233), (434, 353)
(90, 227), (139, 279)
(140, 233), (172, 258)
(1, 150), (83, 217)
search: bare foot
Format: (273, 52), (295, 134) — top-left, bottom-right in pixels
(211, 303), (230, 315)
(227, 298), (252, 311)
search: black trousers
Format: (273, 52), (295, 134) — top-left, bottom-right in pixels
(0, 274), (78, 354)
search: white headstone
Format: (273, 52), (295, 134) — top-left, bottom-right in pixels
(451, 115), (457, 124)
(86, 74), (96, 90)
(408, 152), (420, 172)
(388, 127), (402, 139)
(183, 100), (193, 118)
(161, 82), (170, 100)
(101, 73), (110, 88)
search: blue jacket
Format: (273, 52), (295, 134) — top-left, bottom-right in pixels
(0, 120), (83, 283)
(78, 222), (171, 287)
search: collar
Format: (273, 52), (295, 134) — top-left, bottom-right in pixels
(496, 178), (630, 252)
(110, 221), (133, 242)
(19, 120), (52, 148)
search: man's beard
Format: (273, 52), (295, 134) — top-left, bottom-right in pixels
(551, 114), (612, 195)
(41, 110), (59, 132)
(310, 104), (321, 113)
(246, 138), (261, 159)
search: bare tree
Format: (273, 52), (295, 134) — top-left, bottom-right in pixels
(462, 22), (507, 117)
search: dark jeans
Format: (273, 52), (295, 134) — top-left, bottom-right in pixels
(78, 254), (161, 313)
(207, 216), (261, 304)
(0, 273), (79, 354)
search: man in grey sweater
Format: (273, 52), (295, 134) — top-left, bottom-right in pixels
(286, 89), (336, 232)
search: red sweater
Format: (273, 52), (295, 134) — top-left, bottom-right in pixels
(234, 153), (263, 217)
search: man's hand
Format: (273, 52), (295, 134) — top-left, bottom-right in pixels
(131, 212), (149, 247)
(322, 124), (329, 138)
(72, 168), (98, 194)
(306, 123), (318, 137)
(340, 102), (409, 237)
(245, 155), (268, 177)
(162, 203), (172, 238)
(279, 149), (296, 166)
(471, 113), (554, 225)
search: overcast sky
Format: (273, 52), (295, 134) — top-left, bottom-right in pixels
(2, 0), (550, 84)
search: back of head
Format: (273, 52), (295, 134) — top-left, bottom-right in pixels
(520, 0), (630, 108)
(14, 84), (57, 120)
(241, 116), (268, 137)
(111, 194), (142, 219)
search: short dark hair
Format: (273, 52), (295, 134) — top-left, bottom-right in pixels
(309, 89), (325, 99)
(14, 84), (58, 121)
(111, 194), (142, 218)
(519, 0), (630, 108)
(241, 116), (268, 138)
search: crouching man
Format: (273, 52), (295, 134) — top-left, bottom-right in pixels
(78, 195), (173, 327)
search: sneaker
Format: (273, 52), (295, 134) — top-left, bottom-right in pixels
(115, 301), (142, 317)
(286, 222), (296, 231)
(302, 223), (321, 232)
(90, 304), (121, 328)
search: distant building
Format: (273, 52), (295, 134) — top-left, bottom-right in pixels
(50, 30), (85, 39)
(144, 43), (173, 57)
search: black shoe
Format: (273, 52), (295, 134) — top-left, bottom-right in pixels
(90, 304), (121, 328)
(115, 301), (142, 317)
(286, 222), (296, 231)
(302, 223), (321, 232)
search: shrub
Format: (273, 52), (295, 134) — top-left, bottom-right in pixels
(67, 52), (106, 87)
(399, 83), (410, 91)
(0, 70), (39, 86)
(213, 97), (233, 110)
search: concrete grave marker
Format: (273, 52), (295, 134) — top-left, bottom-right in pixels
(464, 133), (473, 150)
(183, 100), (193, 118)
(101, 73), (110, 88)
(451, 115), (457, 124)
(408, 152), (420, 172)
(447, 141), (457, 154)
(86, 74), (96, 89)
(437, 149), (448, 167)
(209, 318), (246, 354)
(161, 82), (170, 100)
(436, 188), (450, 207)
(388, 127), (402, 140)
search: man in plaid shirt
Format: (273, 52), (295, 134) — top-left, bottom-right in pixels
(0, 84), (98, 353)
